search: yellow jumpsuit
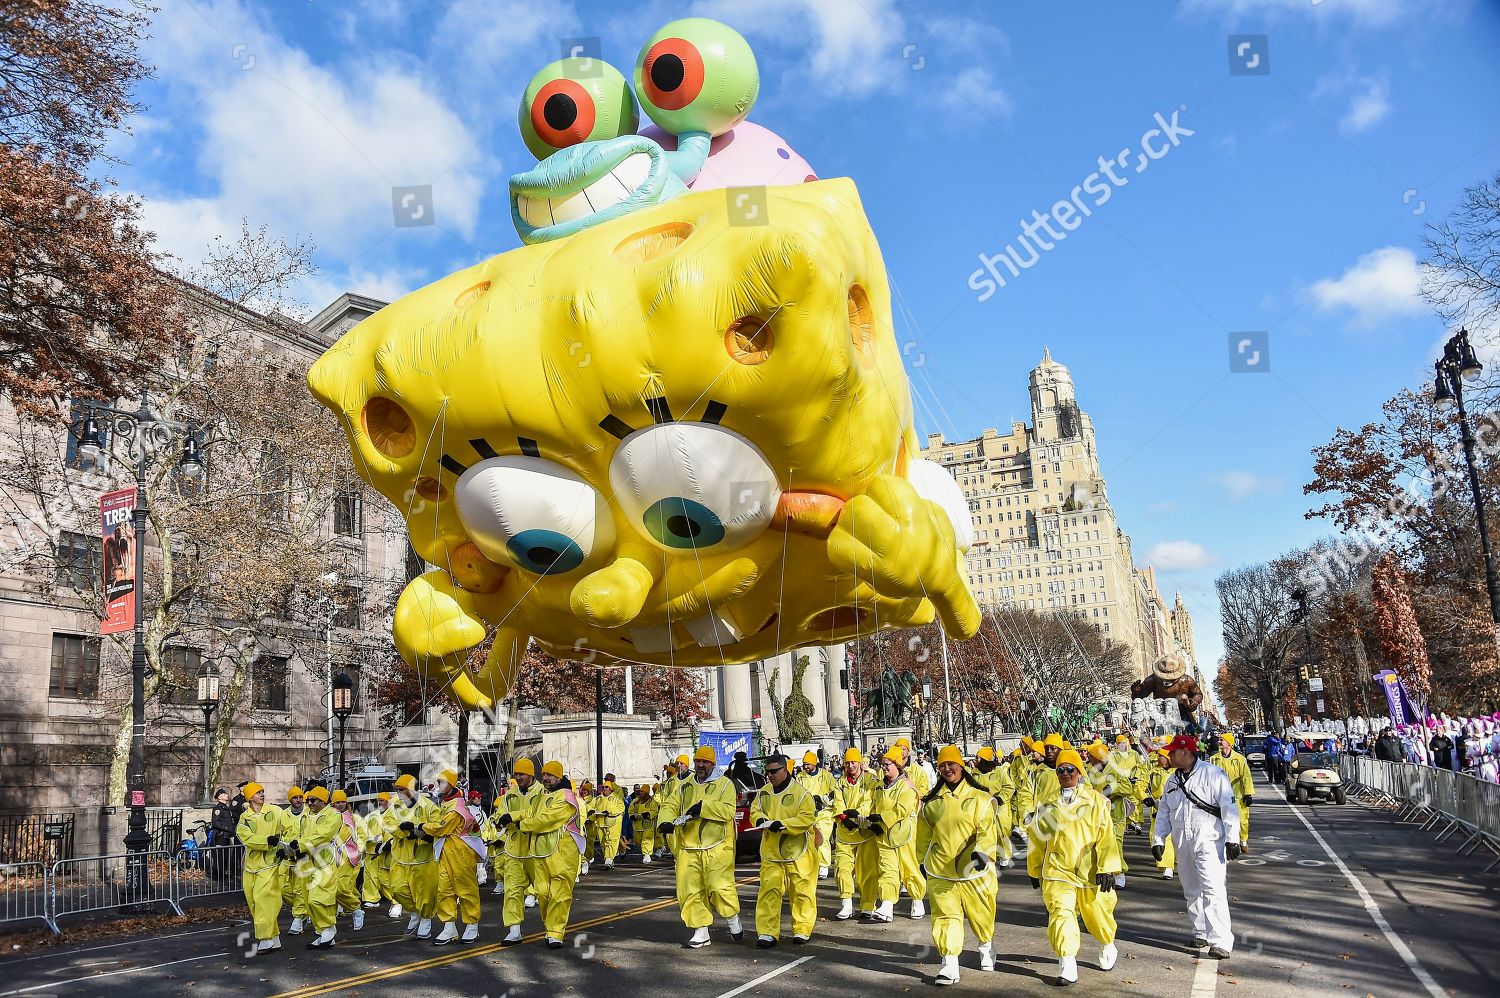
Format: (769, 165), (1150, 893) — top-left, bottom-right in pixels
(861, 777), (922, 907)
(236, 803), (284, 941)
(1027, 786), (1123, 958)
(669, 775), (740, 929)
(277, 805), (308, 919)
(330, 810), (364, 916)
(750, 777), (818, 940)
(899, 765), (931, 898)
(917, 778), (1000, 958)
(1010, 754), (1033, 830)
(492, 783), (539, 926)
(359, 809), (391, 905)
(593, 787), (625, 864)
(1145, 766), (1175, 871)
(973, 764), (1015, 860)
(834, 771), (879, 904)
(629, 793), (658, 857)
(797, 766), (837, 871)
(423, 795), (482, 926)
(1210, 750), (1254, 844)
(298, 807), (343, 932)
(1087, 758), (1134, 875)
(517, 785), (584, 939)
(390, 793), (439, 920)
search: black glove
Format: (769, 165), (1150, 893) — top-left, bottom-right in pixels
(865, 813), (884, 829)
(657, 822), (674, 836)
(1151, 844), (1165, 862)
(266, 834), (280, 848)
(1143, 796), (1155, 809)
(766, 820), (786, 832)
(1096, 873), (1115, 893)
(1242, 796), (1254, 808)
(685, 801), (702, 819)
(919, 863), (928, 878)
(970, 850), (989, 872)
(399, 821), (415, 834)
(495, 812), (514, 828)
(839, 814), (860, 832)
(1227, 842), (1243, 860)
(813, 796), (828, 811)
(1030, 876), (1040, 889)
(289, 840), (301, 855)
(380, 840), (393, 855)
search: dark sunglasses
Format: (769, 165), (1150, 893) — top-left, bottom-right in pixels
(1056, 765), (1079, 775)
(766, 766), (787, 775)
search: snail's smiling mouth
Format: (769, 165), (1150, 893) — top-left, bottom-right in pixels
(509, 135), (685, 243)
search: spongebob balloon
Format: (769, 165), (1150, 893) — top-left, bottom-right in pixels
(307, 19), (979, 711)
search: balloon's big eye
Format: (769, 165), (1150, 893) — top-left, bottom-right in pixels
(640, 37), (704, 111)
(642, 497), (726, 549)
(634, 18), (759, 138)
(454, 456), (613, 576)
(518, 58), (639, 160)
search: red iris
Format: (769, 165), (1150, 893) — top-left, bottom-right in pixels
(531, 78), (596, 150)
(641, 37), (704, 111)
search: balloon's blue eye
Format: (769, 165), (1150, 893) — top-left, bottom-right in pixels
(506, 528), (585, 575)
(642, 497), (725, 549)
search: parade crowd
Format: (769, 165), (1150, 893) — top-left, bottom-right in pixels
(231, 731), (1254, 987)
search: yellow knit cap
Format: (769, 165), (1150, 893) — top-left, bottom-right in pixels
(976, 746), (996, 762)
(542, 760), (564, 779)
(1115, 734), (1130, 744)
(1056, 749), (1085, 771)
(1220, 733), (1236, 747)
(936, 744), (964, 766)
(694, 745), (717, 764)
(377, 791), (391, 802)
(438, 769), (459, 788)
(287, 786), (305, 799)
(895, 736), (912, 749)
(882, 746), (905, 764)
(305, 786), (329, 803)
(242, 782), (264, 800)
(1043, 733), (1067, 750)
(514, 758), (536, 777)
(803, 751), (818, 765)
(331, 789), (348, 803)
(676, 754), (690, 768)
(843, 747), (863, 763)
(395, 774), (417, 793)
(1086, 743), (1111, 763)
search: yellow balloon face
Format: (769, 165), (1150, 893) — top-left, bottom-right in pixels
(309, 179), (978, 694)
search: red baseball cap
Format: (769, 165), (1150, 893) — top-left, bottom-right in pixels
(1165, 734), (1199, 754)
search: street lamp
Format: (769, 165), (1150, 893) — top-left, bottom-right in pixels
(1433, 327), (1500, 643)
(76, 402), (202, 894)
(332, 670), (355, 791)
(196, 661), (220, 805)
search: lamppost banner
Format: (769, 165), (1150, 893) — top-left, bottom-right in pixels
(100, 487), (137, 635)
(1373, 669), (1414, 727)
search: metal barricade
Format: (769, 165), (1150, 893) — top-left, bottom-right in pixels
(172, 843), (245, 906)
(1, 861), (57, 934)
(49, 850), (182, 926)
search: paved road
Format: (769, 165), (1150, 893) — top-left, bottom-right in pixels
(4, 770), (1496, 997)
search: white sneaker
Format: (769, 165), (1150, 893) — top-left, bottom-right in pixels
(818, 865), (829, 879)
(434, 921), (458, 945)
(875, 900), (894, 922)
(727, 914), (743, 940)
(389, 903), (403, 919)
(525, 894), (537, 908)
(1113, 873), (1126, 889)
(936, 955), (960, 986)
(1059, 955), (1078, 984)
(979, 942), (995, 971)
(309, 927), (336, 948)
(642, 854), (652, 864)
(999, 857), (1013, 868)
(352, 909), (364, 931)
(1163, 868), (1175, 880)
(504, 925), (522, 944)
(910, 899), (926, 919)
(1100, 943), (1118, 971)
(461, 924), (478, 944)
(492, 880), (505, 894)
(580, 861), (590, 875)
(604, 859), (614, 868)
(836, 897), (855, 920)
(288, 917), (305, 935)
(687, 926), (711, 948)
(477, 866), (487, 886)
(258, 936), (282, 952)
(417, 917), (432, 939)
(404, 914), (420, 935)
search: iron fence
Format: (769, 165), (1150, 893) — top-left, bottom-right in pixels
(0, 861), (56, 934)
(0, 812), (76, 865)
(49, 850), (182, 926)
(171, 843), (244, 904)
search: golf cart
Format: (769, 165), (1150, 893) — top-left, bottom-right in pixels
(1241, 733), (1269, 770)
(1285, 732), (1345, 805)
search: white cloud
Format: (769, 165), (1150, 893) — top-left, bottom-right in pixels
(1212, 470), (1282, 501)
(1341, 78), (1391, 133)
(135, 1), (489, 269)
(1309, 246), (1426, 325)
(938, 67), (1012, 118)
(298, 265), (421, 313)
(1148, 541), (1216, 572)
(1179, 0), (1409, 26)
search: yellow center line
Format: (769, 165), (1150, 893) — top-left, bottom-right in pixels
(269, 875), (760, 998)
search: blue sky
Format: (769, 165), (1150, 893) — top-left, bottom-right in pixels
(115, 0), (1500, 678)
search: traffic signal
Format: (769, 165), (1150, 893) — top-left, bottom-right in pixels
(1298, 665), (1310, 682)
(839, 668), (849, 690)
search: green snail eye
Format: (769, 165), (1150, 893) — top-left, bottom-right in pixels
(518, 58), (639, 160)
(634, 18), (758, 137)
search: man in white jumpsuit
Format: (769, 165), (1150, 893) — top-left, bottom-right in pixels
(1152, 734), (1240, 959)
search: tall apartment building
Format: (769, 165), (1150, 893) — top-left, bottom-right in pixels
(920, 350), (1193, 681)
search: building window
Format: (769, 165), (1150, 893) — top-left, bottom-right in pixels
(49, 633), (100, 698)
(252, 655), (289, 711)
(334, 491), (362, 536)
(55, 531), (102, 590)
(334, 586), (362, 629)
(160, 646), (203, 706)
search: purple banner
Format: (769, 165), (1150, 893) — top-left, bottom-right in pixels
(1373, 669), (1411, 726)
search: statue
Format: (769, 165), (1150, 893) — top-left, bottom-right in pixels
(767, 654), (816, 743)
(1130, 652), (1204, 726)
(862, 664), (917, 728)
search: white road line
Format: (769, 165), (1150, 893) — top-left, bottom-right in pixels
(1190, 954), (1218, 997)
(714, 955), (816, 998)
(0, 951), (230, 995)
(1276, 786), (1447, 998)
(3, 921), (248, 965)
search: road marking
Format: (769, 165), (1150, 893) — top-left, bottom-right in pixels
(0, 952), (230, 995)
(1190, 954), (1218, 997)
(1276, 786), (1446, 998)
(3, 921), (249, 965)
(714, 955), (816, 998)
(270, 875), (759, 998)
